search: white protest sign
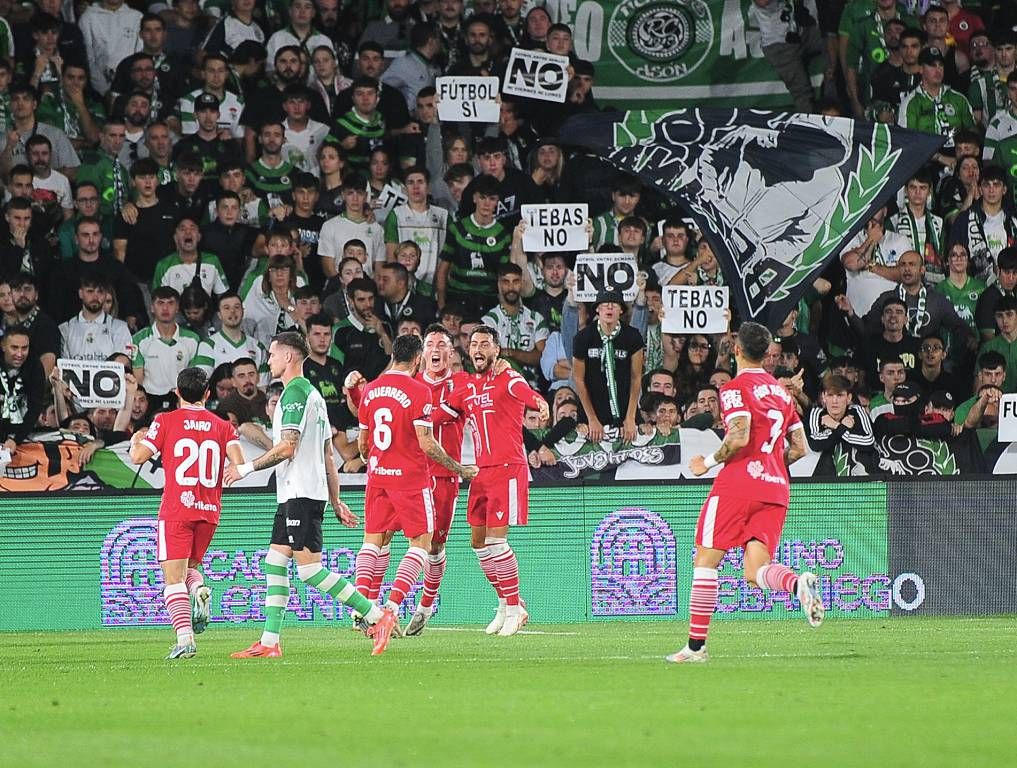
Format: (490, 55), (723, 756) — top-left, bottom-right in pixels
(59, 359), (127, 409)
(998, 394), (1017, 442)
(573, 253), (639, 302)
(661, 286), (730, 334)
(373, 182), (408, 220)
(502, 48), (569, 103)
(436, 76), (500, 122)
(521, 204), (588, 252)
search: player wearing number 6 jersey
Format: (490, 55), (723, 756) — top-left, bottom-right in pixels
(129, 367), (247, 660)
(225, 332), (399, 658)
(357, 334), (479, 640)
(667, 322), (823, 665)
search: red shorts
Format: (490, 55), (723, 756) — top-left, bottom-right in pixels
(695, 494), (787, 557)
(158, 518), (217, 563)
(467, 464), (529, 528)
(430, 475), (460, 546)
(365, 483), (435, 538)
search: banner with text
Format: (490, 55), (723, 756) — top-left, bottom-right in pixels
(521, 204), (588, 252)
(542, 0), (820, 109)
(58, 359), (126, 409)
(573, 252), (639, 302)
(436, 76), (500, 122)
(662, 286), (729, 334)
(0, 482), (895, 631)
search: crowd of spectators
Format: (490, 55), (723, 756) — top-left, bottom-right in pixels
(0, 0), (1014, 476)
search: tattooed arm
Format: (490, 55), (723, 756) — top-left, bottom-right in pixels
(416, 424), (478, 480)
(224, 429), (300, 485)
(784, 424), (807, 466)
(689, 415), (750, 476)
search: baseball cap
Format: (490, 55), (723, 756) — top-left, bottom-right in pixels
(593, 289), (626, 311)
(892, 382), (922, 401)
(928, 390), (955, 410)
(919, 46), (945, 66)
(194, 92), (221, 111)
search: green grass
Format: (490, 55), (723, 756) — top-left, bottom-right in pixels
(2, 618), (1016, 767)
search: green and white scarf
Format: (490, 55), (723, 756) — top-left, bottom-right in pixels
(599, 321), (622, 420)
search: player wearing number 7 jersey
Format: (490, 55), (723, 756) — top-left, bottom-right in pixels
(224, 332), (399, 658)
(667, 322), (823, 664)
(129, 367), (247, 660)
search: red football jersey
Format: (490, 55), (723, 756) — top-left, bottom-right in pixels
(140, 405), (240, 523)
(418, 370), (463, 478)
(358, 370), (433, 488)
(446, 369), (542, 467)
(711, 368), (803, 506)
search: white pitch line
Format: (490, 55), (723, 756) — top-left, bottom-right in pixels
(429, 627), (580, 636)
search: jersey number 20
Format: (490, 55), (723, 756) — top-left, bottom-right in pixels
(174, 438), (222, 488)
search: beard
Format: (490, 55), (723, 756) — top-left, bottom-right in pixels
(473, 352), (495, 373)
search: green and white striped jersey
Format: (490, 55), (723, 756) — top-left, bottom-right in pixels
(273, 376), (330, 503)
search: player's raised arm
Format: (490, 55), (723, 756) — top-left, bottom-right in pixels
(415, 423), (478, 480)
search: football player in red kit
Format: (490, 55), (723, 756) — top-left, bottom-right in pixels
(668, 321), (823, 664)
(129, 367), (246, 659)
(444, 325), (549, 637)
(357, 334), (478, 645)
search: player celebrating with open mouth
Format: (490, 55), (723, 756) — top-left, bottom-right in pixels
(669, 321), (824, 664)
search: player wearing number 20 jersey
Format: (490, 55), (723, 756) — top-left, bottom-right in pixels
(131, 366), (245, 659)
(141, 405), (240, 551)
(668, 322), (822, 665)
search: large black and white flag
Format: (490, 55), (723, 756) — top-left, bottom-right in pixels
(560, 110), (944, 327)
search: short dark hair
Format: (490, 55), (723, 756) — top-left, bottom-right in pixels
(424, 323), (455, 345)
(130, 157), (159, 178)
(381, 261), (410, 283)
(497, 262), (523, 278)
(981, 164), (1007, 185)
(346, 277), (377, 297)
(410, 21), (439, 49)
(879, 355), (904, 371)
(231, 357), (258, 372)
(392, 332), (423, 363)
(1, 324), (30, 343)
(272, 331), (309, 358)
(978, 351), (1006, 371)
(445, 162), (475, 184)
(358, 40), (385, 56)
(997, 247), (1017, 272)
(736, 321), (772, 363)
(469, 324), (500, 345)
(306, 312), (333, 333)
(9, 165), (33, 180)
(471, 174), (501, 198)
(352, 75), (380, 93)
(291, 171), (318, 190)
(9, 83), (38, 102)
(612, 175), (641, 195)
(176, 367), (209, 404)
(9, 271), (38, 290)
(402, 165), (430, 182)
(25, 134), (52, 152)
(152, 286), (181, 302)
(5, 196), (32, 212)
(141, 12), (165, 28)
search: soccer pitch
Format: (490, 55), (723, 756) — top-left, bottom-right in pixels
(2, 618), (1015, 768)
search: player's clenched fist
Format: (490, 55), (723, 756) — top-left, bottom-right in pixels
(689, 455), (709, 477)
(459, 464), (480, 480)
